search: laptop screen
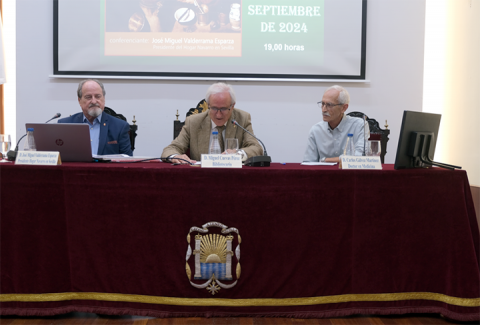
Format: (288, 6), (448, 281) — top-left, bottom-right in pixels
(25, 123), (92, 162)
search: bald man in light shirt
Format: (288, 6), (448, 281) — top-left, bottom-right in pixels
(304, 85), (369, 163)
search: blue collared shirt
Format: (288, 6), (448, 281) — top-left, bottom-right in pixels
(303, 114), (370, 162)
(83, 113), (102, 155)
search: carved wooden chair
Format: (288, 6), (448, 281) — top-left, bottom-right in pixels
(103, 106), (138, 152)
(173, 99), (209, 139)
(346, 111), (390, 163)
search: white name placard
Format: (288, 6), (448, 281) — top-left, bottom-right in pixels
(201, 154), (242, 168)
(15, 151), (62, 166)
(340, 155), (382, 170)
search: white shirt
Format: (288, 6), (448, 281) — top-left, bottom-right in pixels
(303, 114), (370, 162)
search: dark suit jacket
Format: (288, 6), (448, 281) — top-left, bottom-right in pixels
(59, 112), (133, 156)
(162, 108), (263, 161)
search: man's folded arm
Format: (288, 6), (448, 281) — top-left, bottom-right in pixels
(303, 130), (320, 162)
(354, 120), (370, 156)
(161, 119), (191, 161)
(118, 122), (133, 156)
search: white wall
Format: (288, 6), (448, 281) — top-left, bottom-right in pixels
(15, 0), (426, 163)
(442, 0), (479, 186)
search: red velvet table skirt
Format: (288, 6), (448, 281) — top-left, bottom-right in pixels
(1, 163), (479, 321)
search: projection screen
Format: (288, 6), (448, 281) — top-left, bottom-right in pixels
(54, 0), (367, 81)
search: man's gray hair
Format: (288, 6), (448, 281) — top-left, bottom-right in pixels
(205, 82), (236, 105)
(77, 79), (106, 98)
(325, 85), (350, 105)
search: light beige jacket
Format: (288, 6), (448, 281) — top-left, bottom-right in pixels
(162, 108), (263, 160)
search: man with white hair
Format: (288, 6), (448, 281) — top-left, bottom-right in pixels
(303, 85), (369, 163)
(162, 82), (263, 164)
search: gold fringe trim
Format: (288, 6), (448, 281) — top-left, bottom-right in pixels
(0, 292), (479, 307)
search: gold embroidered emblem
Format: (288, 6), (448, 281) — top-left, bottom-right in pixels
(186, 222), (240, 295)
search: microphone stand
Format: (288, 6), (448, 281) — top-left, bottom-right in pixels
(363, 115), (367, 156)
(6, 113), (62, 161)
(232, 120), (271, 167)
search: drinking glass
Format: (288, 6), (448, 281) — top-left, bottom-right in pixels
(225, 138), (239, 154)
(366, 140), (381, 156)
(0, 134), (11, 162)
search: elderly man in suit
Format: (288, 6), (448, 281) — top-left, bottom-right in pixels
(162, 82), (263, 164)
(59, 79), (133, 156)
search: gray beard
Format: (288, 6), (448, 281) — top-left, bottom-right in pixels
(88, 107), (102, 118)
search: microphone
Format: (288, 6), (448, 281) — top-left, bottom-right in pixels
(363, 115), (367, 156)
(45, 112), (62, 123)
(231, 119), (271, 167)
(7, 113), (62, 161)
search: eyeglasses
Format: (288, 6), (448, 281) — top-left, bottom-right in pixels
(317, 101), (344, 109)
(209, 105), (232, 113)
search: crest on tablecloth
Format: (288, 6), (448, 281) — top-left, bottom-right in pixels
(185, 222), (241, 295)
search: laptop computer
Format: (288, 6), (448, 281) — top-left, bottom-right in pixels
(25, 123), (92, 162)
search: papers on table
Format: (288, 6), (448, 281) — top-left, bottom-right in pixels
(93, 154), (131, 159)
(301, 162), (337, 166)
(93, 154), (161, 162)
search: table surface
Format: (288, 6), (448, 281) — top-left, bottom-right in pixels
(1, 163), (479, 321)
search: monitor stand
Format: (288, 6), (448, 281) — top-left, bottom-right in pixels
(409, 132), (461, 170)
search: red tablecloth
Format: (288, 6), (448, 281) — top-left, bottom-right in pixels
(1, 163), (479, 320)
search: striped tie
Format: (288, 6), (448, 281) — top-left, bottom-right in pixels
(216, 125), (225, 153)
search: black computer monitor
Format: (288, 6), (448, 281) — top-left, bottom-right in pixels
(394, 110), (460, 170)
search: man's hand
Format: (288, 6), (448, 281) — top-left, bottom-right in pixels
(170, 154), (196, 165)
(325, 157), (340, 163)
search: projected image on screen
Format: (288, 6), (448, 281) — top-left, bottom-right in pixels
(105, 0), (245, 57)
(55, 0), (366, 80)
